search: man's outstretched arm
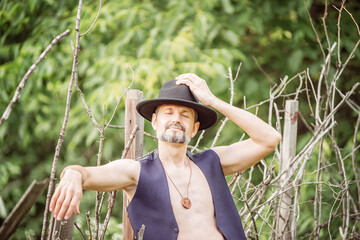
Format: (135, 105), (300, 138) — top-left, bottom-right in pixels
(176, 73), (281, 175)
(49, 159), (140, 221)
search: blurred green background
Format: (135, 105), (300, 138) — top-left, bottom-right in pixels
(1, 0), (359, 239)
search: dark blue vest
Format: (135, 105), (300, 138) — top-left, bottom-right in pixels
(127, 149), (247, 240)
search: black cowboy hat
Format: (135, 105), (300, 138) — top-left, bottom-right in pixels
(136, 79), (217, 130)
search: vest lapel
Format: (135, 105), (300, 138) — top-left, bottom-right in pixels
(153, 150), (179, 224)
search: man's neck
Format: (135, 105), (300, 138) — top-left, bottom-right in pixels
(158, 140), (189, 169)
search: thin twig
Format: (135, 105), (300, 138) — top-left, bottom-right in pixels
(104, 65), (135, 131)
(335, 1), (346, 67)
(144, 131), (157, 140)
(80, 0), (102, 37)
(343, 7), (360, 36)
(94, 119), (105, 240)
(86, 211), (92, 240)
(322, 0), (331, 51)
(333, 39), (360, 83)
(0, 29), (70, 127)
(252, 56), (274, 83)
(41, 3), (84, 239)
(315, 42), (337, 128)
(352, 114), (360, 211)
(99, 191), (117, 240)
(191, 130), (205, 153)
(303, 0), (325, 60)
(75, 79), (102, 130)
(107, 124), (125, 129)
(74, 222), (86, 240)
(121, 125), (140, 159)
(244, 200), (259, 240)
(211, 66), (239, 148)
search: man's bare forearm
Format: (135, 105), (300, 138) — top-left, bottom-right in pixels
(59, 160), (140, 192)
(175, 73), (281, 174)
(210, 97), (281, 148)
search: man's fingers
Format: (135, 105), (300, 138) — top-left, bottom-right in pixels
(176, 77), (194, 89)
(176, 73), (196, 79)
(49, 187), (61, 212)
(176, 73), (204, 88)
(52, 190), (66, 218)
(64, 194), (82, 220)
(56, 193), (72, 221)
(53, 191), (66, 219)
(176, 73), (215, 106)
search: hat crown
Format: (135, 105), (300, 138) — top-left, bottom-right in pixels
(158, 80), (198, 103)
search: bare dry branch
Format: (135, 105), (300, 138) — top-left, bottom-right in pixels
(303, 0), (325, 60)
(344, 7), (360, 36)
(121, 125), (140, 159)
(74, 222), (86, 240)
(107, 124), (125, 129)
(41, 3), (84, 239)
(0, 29), (70, 127)
(352, 114), (360, 211)
(105, 65), (135, 131)
(335, 1), (346, 67)
(80, 0), (102, 37)
(75, 79), (102, 130)
(94, 128), (105, 239)
(86, 211), (92, 240)
(210, 65), (239, 148)
(191, 130), (205, 153)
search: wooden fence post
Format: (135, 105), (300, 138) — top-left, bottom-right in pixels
(276, 100), (298, 239)
(122, 90), (144, 240)
(48, 213), (75, 240)
(0, 179), (49, 240)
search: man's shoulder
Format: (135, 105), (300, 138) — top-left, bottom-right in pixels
(136, 150), (158, 163)
(190, 148), (219, 159)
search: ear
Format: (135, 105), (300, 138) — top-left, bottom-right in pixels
(191, 121), (200, 138)
(151, 113), (158, 131)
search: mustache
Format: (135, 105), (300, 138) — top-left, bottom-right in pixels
(165, 123), (185, 132)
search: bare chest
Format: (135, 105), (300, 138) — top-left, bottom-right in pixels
(166, 162), (213, 211)
(165, 163), (224, 239)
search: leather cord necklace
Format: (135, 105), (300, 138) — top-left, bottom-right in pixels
(163, 156), (192, 209)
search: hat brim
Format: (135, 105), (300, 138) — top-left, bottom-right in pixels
(136, 98), (217, 130)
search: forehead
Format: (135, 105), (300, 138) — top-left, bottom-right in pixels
(157, 104), (195, 114)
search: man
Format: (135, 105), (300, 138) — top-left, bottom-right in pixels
(50, 73), (281, 239)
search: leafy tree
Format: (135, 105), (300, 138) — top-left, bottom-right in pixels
(1, 0), (359, 239)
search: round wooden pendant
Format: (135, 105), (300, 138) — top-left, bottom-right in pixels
(181, 197), (191, 209)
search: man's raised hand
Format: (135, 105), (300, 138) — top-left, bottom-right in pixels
(175, 73), (217, 107)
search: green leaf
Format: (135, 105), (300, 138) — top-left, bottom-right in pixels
(288, 49), (303, 72)
(221, 0), (234, 14)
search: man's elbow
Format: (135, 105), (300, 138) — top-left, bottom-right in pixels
(268, 131), (282, 150)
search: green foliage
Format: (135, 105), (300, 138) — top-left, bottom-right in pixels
(1, 0), (359, 239)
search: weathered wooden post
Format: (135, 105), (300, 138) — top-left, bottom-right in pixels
(0, 179), (49, 240)
(122, 90), (144, 240)
(276, 100), (298, 239)
(48, 213), (75, 240)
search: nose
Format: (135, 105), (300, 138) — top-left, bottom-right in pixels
(171, 112), (182, 123)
